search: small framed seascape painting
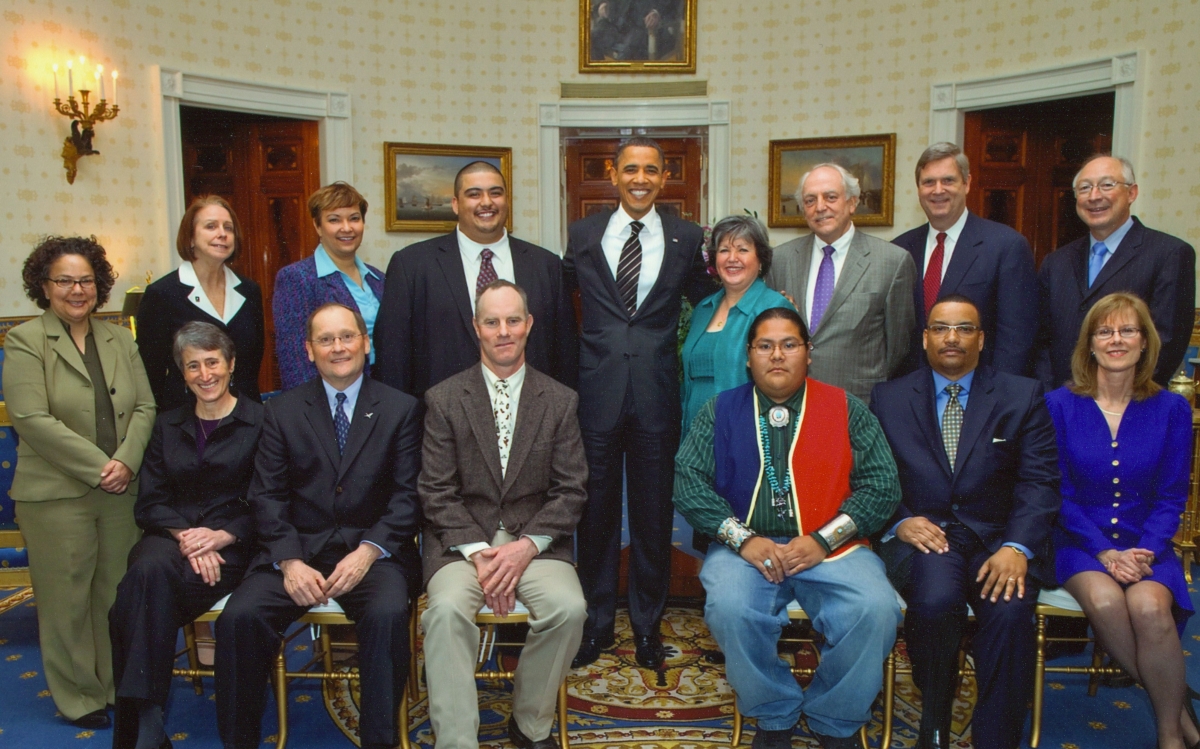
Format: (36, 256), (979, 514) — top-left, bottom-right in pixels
(383, 143), (513, 233)
(768, 134), (896, 229)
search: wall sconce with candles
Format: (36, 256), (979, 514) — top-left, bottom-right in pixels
(52, 57), (119, 184)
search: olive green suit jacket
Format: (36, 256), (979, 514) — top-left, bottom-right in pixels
(3, 311), (156, 502)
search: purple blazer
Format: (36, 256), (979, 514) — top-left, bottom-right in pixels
(272, 254), (385, 390)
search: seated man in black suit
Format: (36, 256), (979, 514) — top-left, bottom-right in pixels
(871, 294), (1060, 749)
(374, 161), (577, 401)
(214, 302), (422, 749)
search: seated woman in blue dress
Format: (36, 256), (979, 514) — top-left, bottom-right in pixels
(1045, 292), (1198, 749)
(680, 214), (794, 437)
(109, 322), (263, 749)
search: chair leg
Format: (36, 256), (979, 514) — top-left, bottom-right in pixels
(408, 606), (420, 697)
(1087, 642), (1105, 697)
(398, 678), (411, 749)
(183, 622), (203, 695)
(558, 678), (569, 749)
(320, 626), (334, 674)
(881, 647), (896, 749)
(858, 725), (868, 747)
(1030, 613), (1047, 748)
(1186, 549), (1195, 584)
(730, 699), (742, 747)
(274, 647), (289, 749)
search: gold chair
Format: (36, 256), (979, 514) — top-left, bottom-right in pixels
(1171, 409), (1200, 583)
(409, 596), (570, 749)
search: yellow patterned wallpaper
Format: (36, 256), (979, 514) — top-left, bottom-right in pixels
(0, 0), (1196, 314)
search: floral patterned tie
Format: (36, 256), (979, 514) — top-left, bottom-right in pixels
(494, 378), (512, 476)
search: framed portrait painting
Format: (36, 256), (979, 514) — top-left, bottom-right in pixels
(383, 143), (513, 233)
(768, 134), (896, 228)
(579, 0), (696, 74)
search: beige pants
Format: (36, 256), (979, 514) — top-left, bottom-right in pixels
(422, 533), (585, 749)
(17, 488), (140, 720)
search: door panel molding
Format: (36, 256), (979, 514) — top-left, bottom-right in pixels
(929, 52), (1139, 167)
(158, 66), (351, 272)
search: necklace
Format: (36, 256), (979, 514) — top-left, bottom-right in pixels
(198, 415), (224, 440)
(758, 412), (796, 520)
(1098, 407), (1124, 417)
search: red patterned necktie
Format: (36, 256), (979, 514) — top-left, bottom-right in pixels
(923, 231), (947, 317)
(476, 248), (498, 295)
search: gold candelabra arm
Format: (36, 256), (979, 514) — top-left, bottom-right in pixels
(53, 89), (118, 184)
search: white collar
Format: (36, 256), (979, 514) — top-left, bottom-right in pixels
(611, 204), (662, 234)
(177, 261), (246, 324)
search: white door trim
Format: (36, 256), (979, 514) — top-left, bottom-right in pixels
(156, 66), (352, 269)
(538, 98), (730, 250)
(929, 52), (1140, 163)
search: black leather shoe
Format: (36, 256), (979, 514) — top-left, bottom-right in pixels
(571, 635), (615, 669)
(634, 634), (665, 669)
(750, 726), (793, 749)
(508, 716), (556, 749)
(70, 709), (110, 729)
(813, 729), (865, 749)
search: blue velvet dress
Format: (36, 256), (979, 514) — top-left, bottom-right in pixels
(1045, 386), (1194, 628)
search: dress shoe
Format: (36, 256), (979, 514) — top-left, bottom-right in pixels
(750, 726), (792, 749)
(508, 715), (557, 749)
(812, 729), (865, 749)
(634, 634), (665, 669)
(70, 708), (111, 729)
(571, 635), (614, 669)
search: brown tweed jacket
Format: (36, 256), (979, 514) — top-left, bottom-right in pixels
(418, 363), (587, 585)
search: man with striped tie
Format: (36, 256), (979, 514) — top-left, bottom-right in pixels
(564, 136), (713, 669)
(764, 163), (915, 404)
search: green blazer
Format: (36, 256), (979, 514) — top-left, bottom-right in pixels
(3, 311), (156, 502)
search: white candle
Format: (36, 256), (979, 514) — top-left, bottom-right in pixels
(112, 71), (118, 106)
(66, 60), (73, 98)
(97, 65), (105, 100)
(53, 64), (59, 99)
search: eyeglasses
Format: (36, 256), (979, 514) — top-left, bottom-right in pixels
(1073, 180), (1132, 197)
(750, 340), (811, 356)
(1093, 326), (1142, 340)
(47, 277), (96, 290)
(926, 324), (980, 336)
(309, 333), (363, 348)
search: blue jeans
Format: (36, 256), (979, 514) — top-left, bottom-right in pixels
(701, 542), (900, 737)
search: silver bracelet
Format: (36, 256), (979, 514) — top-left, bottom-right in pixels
(815, 513), (858, 552)
(716, 517), (756, 552)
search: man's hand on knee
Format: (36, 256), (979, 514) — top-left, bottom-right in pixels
(780, 536), (827, 576)
(471, 538), (538, 617)
(279, 559), (328, 607)
(324, 543), (382, 599)
(738, 536), (786, 583)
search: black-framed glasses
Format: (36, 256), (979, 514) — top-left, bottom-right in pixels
(309, 333), (363, 348)
(1093, 326), (1142, 340)
(1073, 180), (1132, 197)
(47, 277), (96, 290)
(926, 324), (980, 336)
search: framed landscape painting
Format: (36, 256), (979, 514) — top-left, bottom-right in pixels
(768, 134), (896, 228)
(580, 0), (696, 74)
(383, 143), (513, 233)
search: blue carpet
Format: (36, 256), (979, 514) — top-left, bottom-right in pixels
(0, 581), (1192, 748)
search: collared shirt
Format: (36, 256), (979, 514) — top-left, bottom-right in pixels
(1089, 216), (1135, 275)
(177, 260), (246, 324)
(804, 224), (856, 321)
(922, 209), (969, 279)
(57, 315), (118, 458)
(455, 363), (551, 561)
(601, 205), (665, 310)
(314, 245), (381, 364)
(457, 228), (515, 308)
(674, 385), (900, 541)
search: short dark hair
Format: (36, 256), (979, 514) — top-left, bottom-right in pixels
(707, 215), (773, 279)
(22, 235), (117, 310)
(748, 307), (809, 347)
(454, 161), (505, 196)
(614, 136), (664, 167)
(176, 194), (244, 263)
(308, 182), (369, 222)
(928, 292), (983, 326)
(474, 279), (529, 318)
(306, 302), (368, 340)
(172, 321), (236, 372)
(915, 142), (970, 184)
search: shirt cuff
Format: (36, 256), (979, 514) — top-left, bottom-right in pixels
(880, 518), (908, 544)
(454, 542), (491, 561)
(360, 540), (390, 559)
(1003, 542), (1034, 560)
(523, 534), (551, 554)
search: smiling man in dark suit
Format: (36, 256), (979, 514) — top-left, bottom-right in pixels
(892, 143), (1038, 376)
(420, 280), (587, 749)
(214, 302), (421, 749)
(1037, 154), (1195, 389)
(871, 294), (1060, 749)
(374, 161), (577, 401)
(565, 136), (713, 669)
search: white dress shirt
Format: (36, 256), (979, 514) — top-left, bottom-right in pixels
(457, 228), (514, 308)
(922, 209), (969, 279)
(177, 260), (246, 323)
(601, 205), (665, 310)
(804, 224), (856, 321)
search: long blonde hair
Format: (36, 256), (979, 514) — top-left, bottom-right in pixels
(1068, 292), (1162, 400)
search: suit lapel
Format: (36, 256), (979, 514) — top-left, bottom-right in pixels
(636, 213), (682, 317)
(94, 323), (119, 388)
(45, 314), (90, 381)
(1086, 219), (1143, 300)
(337, 380), (381, 481)
(910, 374), (952, 476)
(940, 216), (982, 293)
(588, 211), (628, 316)
(952, 368), (998, 478)
(787, 236), (815, 327)
(502, 371), (548, 496)
(815, 233), (870, 333)
(1067, 238), (1091, 300)
(302, 381), (342, 470)
(463, 367), (505, 491)
(435, 236), (479, 341)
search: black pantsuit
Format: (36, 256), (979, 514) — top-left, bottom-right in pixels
(215, 547), (410, 749)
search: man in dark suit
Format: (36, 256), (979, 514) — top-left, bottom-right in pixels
(214, 303), (421, 749)
(892, 143), (1038, 376)
(374, 161), (577, 401)
(1037, 154), (1196, 389)
(565, 136), (713, 668)
(871, 295), (1060, 749)
(420, 280), (587, 749)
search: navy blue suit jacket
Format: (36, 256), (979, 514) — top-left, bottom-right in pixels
(893, 212), (1038, 376)
(1035, 216), (1196, 390)
(870, 366), (1060, 583)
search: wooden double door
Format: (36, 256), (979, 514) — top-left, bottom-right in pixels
(564, 137), (704, 226)
(180, 106), (321, 393)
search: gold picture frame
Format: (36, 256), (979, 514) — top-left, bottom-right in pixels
(579, 0), (696, 74)
(383, 142), (513, 233)
(768, 134), (896, 229)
